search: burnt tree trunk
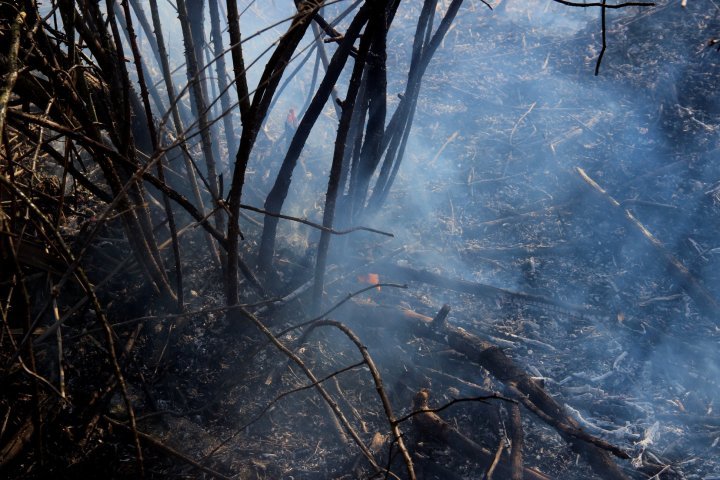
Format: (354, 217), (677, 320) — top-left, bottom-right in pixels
(225, 1), (326, 305)
(209, 0), (237, 157)
(311, 9), (375, 313)
(256, 4), (371, 276)
(176, 0), (226, 247)
(347, 1), (389, 220)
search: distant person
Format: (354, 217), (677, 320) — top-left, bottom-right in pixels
(285, 108), (299, 148)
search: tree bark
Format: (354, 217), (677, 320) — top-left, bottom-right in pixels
(256, 4), (370, 277)
(311, 10), (374, 314)
(209, 0), (237, 156)
(176, 0), (226, 248)
(226, 0), (329, 304)
(147, 0), (221, 268)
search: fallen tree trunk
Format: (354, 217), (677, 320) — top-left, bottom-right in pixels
(339, 301), (630, 480)
(507, 400), (524, 480)
(442, 328), (629, 479)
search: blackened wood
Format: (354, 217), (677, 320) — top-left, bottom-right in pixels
(311, 21), (343, 119)
(208, 0), (237, 156)
(444, 328), (630, 479)
(121, 0), (183, 309)
(256, 4), (370, 276)
(411, 390), (550, 480)
(176, 0), (225, 242)
(338, 69), (367, 210)
(265, 44), (317, 125)
(225, 0), (251, 122)
(105, 0), (172, 295)
(348, 2), (388, 219)
(0, 9), (23, 135)
(340, 302), (630, 479)
(55, 0), (175, 301)
(576, 167), (720, 318)
(127, 0), (194, 131)
(112, 2), (166, 117)
(0, 416), (34, 467)
(508, 402), (524, 480)
(432, 304), (451, 327)
(311, 9), (375, 314)
(366, 0), (436, 212)
(369, 0), (465, 212)
(147, 0), (220, 268)
(377, 262), (590, 315)
(226, 1), (326, 304)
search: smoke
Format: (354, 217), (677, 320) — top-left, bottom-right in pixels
(133, 0), (720, 475)
(331, 1), (720, 475)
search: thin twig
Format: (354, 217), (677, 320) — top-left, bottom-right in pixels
(395, 393), (514, 424)
(239, 203), (393, 237)
(301, 319), (416, 480)
(0, 175), (146, 477)
(104, 416), (233, 480)
(232, 305), (384, 473)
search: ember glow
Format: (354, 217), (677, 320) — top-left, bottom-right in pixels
(357, 273), (381, 290)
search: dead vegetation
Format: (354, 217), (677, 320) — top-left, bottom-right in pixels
(2, 0), (720, 479)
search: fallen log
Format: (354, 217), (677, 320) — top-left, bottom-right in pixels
(507, 400), (524, 480)
(376, 262), (592, 316)
(575, 167), (719, 318)
(0, 416), (34, 468)
(339, 301), (630, 479)
(443, 326), (630, 480)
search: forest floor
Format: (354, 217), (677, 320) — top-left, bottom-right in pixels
(3, 1), (720, 479)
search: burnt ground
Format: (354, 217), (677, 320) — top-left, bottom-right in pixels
(147, 2), (720, 478)
(3, 1), (720, 479)
(348, 1), (720, 478)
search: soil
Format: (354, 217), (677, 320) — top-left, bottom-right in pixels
(3, 1), (720, 479)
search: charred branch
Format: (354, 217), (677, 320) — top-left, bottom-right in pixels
(257, 4), (369, 276)
(576, 167), (720, 317)
(225, 0), (327, 305)
(410, 389), (550, 480)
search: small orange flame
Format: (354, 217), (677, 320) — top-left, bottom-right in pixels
(357, 273), (381, 291)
